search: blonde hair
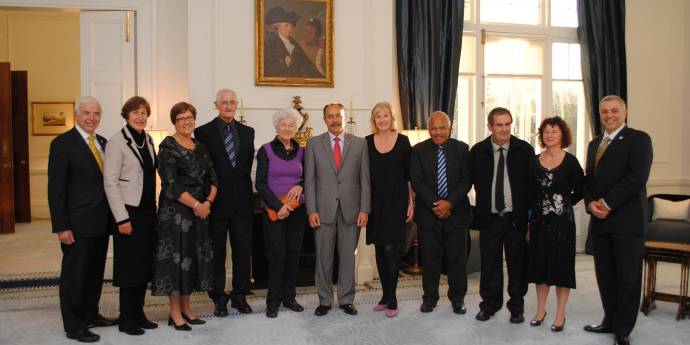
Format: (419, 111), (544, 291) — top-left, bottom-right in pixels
(369, 102), (397, 134)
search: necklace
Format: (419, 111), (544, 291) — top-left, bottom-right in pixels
(134, 139), (146, 149)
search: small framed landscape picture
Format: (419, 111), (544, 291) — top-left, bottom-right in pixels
(32, 102), (75, 136)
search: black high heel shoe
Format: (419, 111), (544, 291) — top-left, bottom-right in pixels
(530, 312), (547, 326)
(551, 318), (566, 332)
(182, 314), (206, 325)
(168, 317), (192, 331)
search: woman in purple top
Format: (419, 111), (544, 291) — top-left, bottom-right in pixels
(255, 108), (307, 318)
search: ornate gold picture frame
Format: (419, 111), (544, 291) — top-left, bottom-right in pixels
(256, 0), (334, 87)
(31, 102), (75, 136)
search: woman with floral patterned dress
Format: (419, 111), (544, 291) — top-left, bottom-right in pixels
(526, 116), (584, 332)
(152, 102), (217, 331)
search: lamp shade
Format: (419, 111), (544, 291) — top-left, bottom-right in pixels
(401, 129), (430, 146)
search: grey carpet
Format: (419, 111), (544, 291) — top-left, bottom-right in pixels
(0, 256), (687, 345)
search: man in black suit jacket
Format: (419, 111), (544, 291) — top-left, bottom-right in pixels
(194, 89), (256, 316)
(469, 107), (533, 323)
(410, 111), (472, 314)
(48, 96), (116, 342)
(583, 95), (653, 345)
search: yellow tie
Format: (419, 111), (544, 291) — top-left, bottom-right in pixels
(594, 136), (610, 171)
(88, 134), (104, 171)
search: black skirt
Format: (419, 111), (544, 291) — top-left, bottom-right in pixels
(113, 204), (157, 287)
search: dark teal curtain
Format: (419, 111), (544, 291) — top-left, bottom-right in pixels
(396, 0), (464, 129)
(577, 0), (627, 137)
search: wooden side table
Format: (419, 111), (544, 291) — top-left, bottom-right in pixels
(640, 248), (690, 320)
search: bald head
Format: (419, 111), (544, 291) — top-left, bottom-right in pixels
(428, 111), (451, 145)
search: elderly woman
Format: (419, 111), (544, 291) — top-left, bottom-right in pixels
(255, 108), (307, 318)
(103, 96), (158, 335)
(152, 102), (217, 331)
(526, 116), (584, 332)
(365, 102), (413, 318)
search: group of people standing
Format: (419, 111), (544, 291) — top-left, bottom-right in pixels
(48, 91), (651, 345)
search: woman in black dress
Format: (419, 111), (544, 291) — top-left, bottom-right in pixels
(526, 116), (584, 332)
(152, 102), (217, 331)
(365, 102), (414, 318)
(103, 96), (158, 335)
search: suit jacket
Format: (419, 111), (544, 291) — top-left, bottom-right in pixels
(48, 127), (113, 237)
(469, 135), (534, 232)
(194, 117), (255, 218)
(410, 138), (472, 230)
(584, 126), (653, 235)
(304, 132), (371, 224)
(264, 31), (323, 78)
(103, 127), (158, 223)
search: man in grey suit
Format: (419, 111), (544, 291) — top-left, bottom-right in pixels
(305, 102), (371, 316)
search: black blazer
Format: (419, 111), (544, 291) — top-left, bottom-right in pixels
(410, 138), (472, 230)
(469, 135), (533, 232)
(584, 126), (653, 235)
(194, 117), (255, 217)
(48, 127), (113, 237)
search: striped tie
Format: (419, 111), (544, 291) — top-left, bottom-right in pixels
(224, 125), (237, 167)
(437, 145), (448, 199)
(594, 136), (610, 171)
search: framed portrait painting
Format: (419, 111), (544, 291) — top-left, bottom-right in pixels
(31, 102), (75, 136)
(256, 0), (334, 87)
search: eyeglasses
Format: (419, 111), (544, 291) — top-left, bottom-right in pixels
(218, 100), (238, 107)
(278, 122), (297, 129)
(175, 116), (195, 122)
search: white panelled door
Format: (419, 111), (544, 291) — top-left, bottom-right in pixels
(80, 10), (136, 140)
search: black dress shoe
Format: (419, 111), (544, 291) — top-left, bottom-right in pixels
(266, 306), (279, 318)
(420, 301), (437, 313)
(135, 314), (158, 329)
(231, 299), (253, 314)
(475, 309), (494, 321)
(452, 303), (467, 315)
(168, 317), (191, 331)
(314, 305), (331, 316)
(551, 318), (566, 332)
(584, 323), (613, 333)
(182, 314), (206, 325)
(510, 312), (525, 324)
(66, 329), (100, 343)
(283, 300), (304, 312)
(530, 312), (547, 326)
(87, 314), (117, 328)
(615, 334), (630, 345)
(340, 304), (358, 315)
(213, 295), (230, 317)
(118, 324), (145, 336)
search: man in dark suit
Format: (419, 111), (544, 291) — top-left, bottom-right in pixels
(470, 107), (533, 323)
(194, 89), (255, 316)
(411, 111), (472, 314)
(48, 96), (117, 342)
(583, 95), (653, 345)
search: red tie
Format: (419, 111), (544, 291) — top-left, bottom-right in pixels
(333, 137), (342, 171)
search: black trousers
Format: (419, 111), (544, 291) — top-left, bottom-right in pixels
(262, 205), (306, 307)
(59, 233), (109, 333)
(208, 213), (253, 301)
(478, 214), (527, 314)
(375, 244), (401, 309)
(119, 285), (147, 328)
(420, 222), (468, 304)
(592, 230), (645, 337)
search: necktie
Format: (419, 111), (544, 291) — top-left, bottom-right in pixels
(594, 136), (610, 171)
(88, 134), (104, 172)
(437, 145), (448, 199)
(333, 137), (342, 171)
(224, 125), (237, 167)
(495, 147), (505, 212)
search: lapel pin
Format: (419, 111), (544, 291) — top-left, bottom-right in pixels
(619, 136), (623, 140)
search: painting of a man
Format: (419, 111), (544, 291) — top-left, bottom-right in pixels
(264, 6), (323, 79)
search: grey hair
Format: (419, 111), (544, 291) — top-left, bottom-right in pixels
(429, 110), (451, 126)
(215, 88), (237, 101)
(272, 108), (303, 129)
(75, 96), (102, 115)
(599, 95), (627, 112)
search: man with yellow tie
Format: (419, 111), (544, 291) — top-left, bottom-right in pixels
(48, 96), (117, 343)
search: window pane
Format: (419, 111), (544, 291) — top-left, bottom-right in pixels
(485, 78), (541, 149)
(481, 0), (541, 25)
(552, 42), (581, 80)
(464, 0), (472, 22)
(460, 36), (476, 74)
(485, 36), (543, 75)
(454, 76), (474, 143)
(552, 81), (585, 159)
(551, 0), (578, 28)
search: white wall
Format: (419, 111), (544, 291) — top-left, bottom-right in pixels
(627, 0), (690, 195)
